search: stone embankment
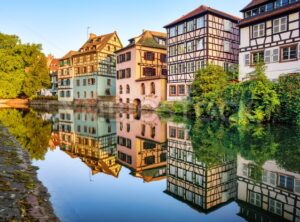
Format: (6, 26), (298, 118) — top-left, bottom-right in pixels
(0, 124), (59, 221)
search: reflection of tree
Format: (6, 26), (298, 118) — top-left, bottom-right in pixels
(0, 109), (51, 160)
(273, 126), (300, 174)
(189, 119), (299, 178)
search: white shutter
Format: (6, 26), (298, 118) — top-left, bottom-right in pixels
(265, 50), (271, 63)
(273, 49), (279, 62)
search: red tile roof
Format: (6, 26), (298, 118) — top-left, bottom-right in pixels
(164, 5), (241, 28)
(241, 0), (271, 12)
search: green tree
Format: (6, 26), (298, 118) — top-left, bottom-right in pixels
(0, 33), (50, 98)
(192, 64), (228, 119)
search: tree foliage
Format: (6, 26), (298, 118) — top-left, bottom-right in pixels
(0, 33), (50, 98)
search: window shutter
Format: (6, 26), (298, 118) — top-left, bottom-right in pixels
(295, 179), (300, 194)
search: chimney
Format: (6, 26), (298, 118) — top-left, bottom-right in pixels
(89, 33), (97, 39)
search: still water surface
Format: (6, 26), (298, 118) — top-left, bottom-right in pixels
(0, 107), (299, 222)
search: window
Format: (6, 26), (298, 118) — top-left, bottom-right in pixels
(170, 85), (176, 96)
(145, 156), (155, 165)
(170, 65), (176, 75)
(196, 17), (205, 29)
(90, 91), (94, 98)
(186, 152), (193, 162)
(170, 27), (176, 37)
(196, 38), (204, 50)
(66, 91), (70, 97)
(252, 51), (264, 64)
(187, 20), (194, 32)
(151, 127), (155, 138)
(126, 98), (130, 104)
(224, 41), (231, 52)
(186, 41), (194, 53)
(281, 45), (297, 61)
(144, 51), (155, 61)
(169, 46), (176, 56)
(126, 123), (130, 132)
(195, 60), (205, 70)
(178, 168), (184, 178)
(169, 127), (176, 137)
(224, 20), (232, 32)
(195, 195), (203, 206)
(249, 191), (262, 207)
(177, 128), (185, 139)
(253, 23), (265, 38)
(107, 79), (111, 86)
(178, 63), (185, 74)
(273, 49), (279, 62)
(126, 52), (131, 61)
(273, 17), (287, 34)
(119, 85), (123, 94)
(279, 174), (294, 191)
(141, 83), (145, 95)
(178, 43), (185, 54)
(178, 24), (184, 35)
(160, 54), (167, 63)
(162, 69), (168, 76)
(76, 79), (80, 86)
(143, 68), (156, 76)
(269, 199), (283, 216)
(265, 50), (271, 63)
(186, 61), (194, 72)
(170, 165), (176, 176)
(83, 79), (86, 86)
(126, 84), (130, 94)
(77, 92), (80, 98)
(245, 54), (250, 66)
(141, 124), (146, 136)
(84, 91), (86, 98)
(150, 82), (155, 94)
(195, 174), (203, 186)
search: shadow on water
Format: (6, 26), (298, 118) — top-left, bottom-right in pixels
(0, 106), (299, 222)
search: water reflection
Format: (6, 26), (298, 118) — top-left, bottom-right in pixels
(0, 107), (299, 221)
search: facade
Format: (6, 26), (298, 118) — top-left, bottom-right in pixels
(164, 5), (240, 101)
(237, 155), (300, 222)
(116, 111), (167, 182)
(58, 51), (76, 102)
(239, 0), (300, 81)
(49, 58), (59, 96)
(73, 32), (122, 105)
(116, 30), (167, 110)
(165, 122), (237, 212)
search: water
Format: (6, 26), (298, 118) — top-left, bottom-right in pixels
(0, 107), (299, 222)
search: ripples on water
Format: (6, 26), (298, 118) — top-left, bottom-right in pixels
(0, 107), (299, 222)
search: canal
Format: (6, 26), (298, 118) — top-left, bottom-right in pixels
(0, 107), (299, 222)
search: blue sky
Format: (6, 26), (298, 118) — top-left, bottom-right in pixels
(0, 0), (249, 58)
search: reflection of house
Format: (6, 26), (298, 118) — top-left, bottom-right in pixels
(237, 155), (300, 222)
(72, 32), (122, 105)
(116, 112), (167, 182)
(60, 109), (121, 178)
(116, 30), (167, 110)
(58, 108), (75, 149)
(165, 122), (237, 213)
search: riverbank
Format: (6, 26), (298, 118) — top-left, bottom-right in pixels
(0, 124), (59, 221)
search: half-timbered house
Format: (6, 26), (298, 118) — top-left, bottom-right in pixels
(164, 5), (240, 101)
(239, 0), (300, 80)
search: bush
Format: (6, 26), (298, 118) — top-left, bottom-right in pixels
(275, 73), (300, 125)
(156, 101), (193, 115)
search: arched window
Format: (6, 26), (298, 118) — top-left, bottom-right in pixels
(151, 82), (155, 94)
(126, 84), (130, 94)
(141, 83), (145, 95)
(119, 85), (123, 94)
(151, 127), (156, 138)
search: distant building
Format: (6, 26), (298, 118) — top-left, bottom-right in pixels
(165, 122), (237, 212)
(72, 32), (122, 105)
(49, 58), (59, 96)
(116, 30), (167, 110)
(164, 5), (240, 101)
(239, 0), (300, 80)
(58, 51), (76, 102)
(116, 111), (167, 182)
(237, 155), (300, 222)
